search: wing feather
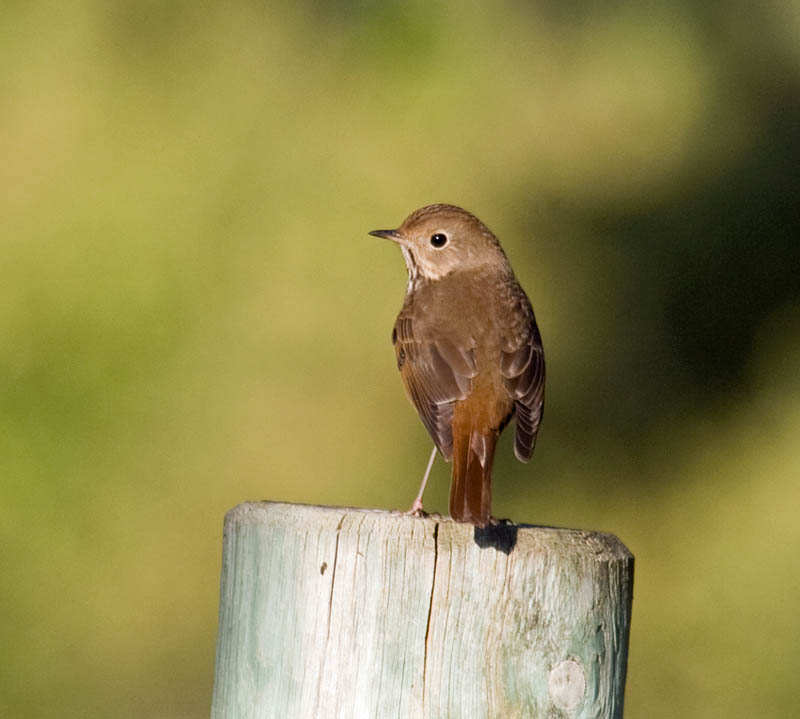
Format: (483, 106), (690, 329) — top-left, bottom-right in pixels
(394, 312), (476, 460)
(501, 306), (545, 463)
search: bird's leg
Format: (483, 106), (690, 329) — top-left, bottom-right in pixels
(407, 445), (437, 516)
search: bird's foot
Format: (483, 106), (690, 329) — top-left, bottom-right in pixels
(405, 499), (427, 518)
(488, 516), (514, 526)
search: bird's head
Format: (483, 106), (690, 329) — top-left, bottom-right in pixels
(370, 204), (509, 282)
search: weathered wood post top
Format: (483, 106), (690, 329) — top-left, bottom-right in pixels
(212, 501), (633, 719)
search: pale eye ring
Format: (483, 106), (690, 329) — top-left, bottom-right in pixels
(430, 233), (448, 248)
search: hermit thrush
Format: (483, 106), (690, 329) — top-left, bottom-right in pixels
(371, 204), (545, 527)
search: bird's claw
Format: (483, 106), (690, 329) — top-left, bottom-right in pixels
(404, 499), (429, 518)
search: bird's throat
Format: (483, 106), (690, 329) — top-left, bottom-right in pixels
(401, 246), (419, 294)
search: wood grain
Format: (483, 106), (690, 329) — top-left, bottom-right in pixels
(211, 502), (633, 719)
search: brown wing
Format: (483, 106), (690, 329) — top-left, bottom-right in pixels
(500, 307), (545, 462)
(393, 312), (476, 460)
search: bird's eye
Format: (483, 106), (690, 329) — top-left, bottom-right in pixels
(430, 233), (448, 248)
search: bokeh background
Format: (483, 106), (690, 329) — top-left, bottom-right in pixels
(2, 1), (799, 717)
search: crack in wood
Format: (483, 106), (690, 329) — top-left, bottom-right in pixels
(313, 514), (346, 717)
(326, 514), (346, 641)
(422, 521), (439, 713)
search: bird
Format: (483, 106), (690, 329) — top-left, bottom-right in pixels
(370, 204), (545, 527)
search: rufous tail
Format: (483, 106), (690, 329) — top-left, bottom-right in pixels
(450, 417), (497, 528)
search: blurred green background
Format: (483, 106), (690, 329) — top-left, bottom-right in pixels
(2, 1), (799, 717)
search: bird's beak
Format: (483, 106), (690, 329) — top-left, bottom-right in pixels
(369, 228), (403, 243)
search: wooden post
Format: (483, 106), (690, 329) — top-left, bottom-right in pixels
(211, 502), (633, 719)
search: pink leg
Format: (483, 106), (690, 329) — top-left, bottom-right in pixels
(408, 446), (437, 515)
